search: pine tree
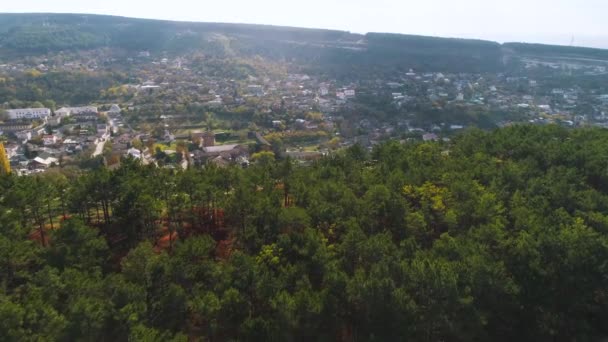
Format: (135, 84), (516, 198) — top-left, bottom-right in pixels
(0, 142), (10, 175)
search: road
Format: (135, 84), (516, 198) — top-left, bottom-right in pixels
(93, 119), (117, 157)
(92, 137), (107, 157)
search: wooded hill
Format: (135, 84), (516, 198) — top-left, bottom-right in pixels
(1, 13), (608, 74)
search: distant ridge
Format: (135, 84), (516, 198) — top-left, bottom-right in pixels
(1, 13), (607, 74)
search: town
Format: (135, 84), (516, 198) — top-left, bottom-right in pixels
(2, 48), (608, 175)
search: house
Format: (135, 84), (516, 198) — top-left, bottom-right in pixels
(55, 106), (98, 117)
(202, 144), (245, 156)
(201, 131), (215, 147)
(55, 107), (72, 117)
(42, 135), (58, 146)
(108, 104), (121, 115)
(97, 124), (109, 135)
(32, 127), (46, 137)
(422, 133), (439, 142)
(4, 144), (19, 158)
(69, 106), (98, 121)
(126, 148), (142, 159)
(295, 119), (307, 129)
(47, 115), (62, 126)
(32, 153), (58, 169)
(6, 108), (51, 120)
(10, 155), (30, 170)
(198, 144), (248, 163)
(209, 155), (231, 168)
(163, 130), (175, 143)
(191, 130), (205, 143)
(15, 130), (32, 143)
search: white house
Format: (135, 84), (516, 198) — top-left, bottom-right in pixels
(73, 106), (98, 115)
(126, 148), (142, 159)
(4, 144), (18, 158)
(32, 155), (58, 168)
(423, 133), (439, 142)
(6, 108), (51, 120)
(15, 130), (32, 143)
(42, 135), (58, 146)
(108, 104), (121, 114)
(55, 107), (72, 117)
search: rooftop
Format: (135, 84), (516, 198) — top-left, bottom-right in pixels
(203, 144), (240, 153)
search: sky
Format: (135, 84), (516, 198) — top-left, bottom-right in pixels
(3, 0), (608, 48)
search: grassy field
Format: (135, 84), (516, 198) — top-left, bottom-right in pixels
(154, 141), (185, 151)
(219, 138), (256, 145)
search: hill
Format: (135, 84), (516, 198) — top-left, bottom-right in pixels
(1, 13), (608, 75)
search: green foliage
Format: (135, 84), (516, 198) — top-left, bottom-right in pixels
(1, 125), (608, 340)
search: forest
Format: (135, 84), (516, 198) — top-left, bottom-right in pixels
(1, 125), (608, 341)
(3, 13), (608, 75)
(503, 42), (608, 60)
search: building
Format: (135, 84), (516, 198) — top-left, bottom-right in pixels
(32, 153), (58, 169)
(55, 107), (72, 117)
(344, 89), (356, 98)
(202, 144), (247, 158)
(0, 122), (33, 132)
(97, 124), (109, 135)
(126, 148), (142, 159)
(202, 131), (215, 147)
(56, 106), (98, 121)
(163, 130), (175, 143)
(15, 130), (32, 143)
(191, 130), (205, 143)
(108, 104), (121, 115)
(42, 135), (58, 146)
(47, 115), (62, 126)
(422, 133), (439, 142)
(6, 108), (51, 120)
(4, 144), (19, 158)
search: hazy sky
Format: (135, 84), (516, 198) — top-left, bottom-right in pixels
(3, 0), (608, 48)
